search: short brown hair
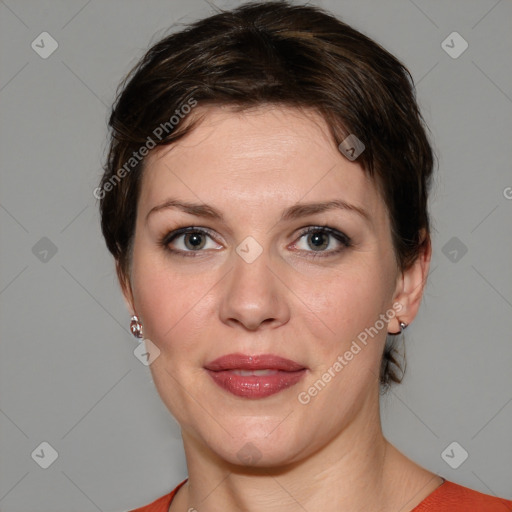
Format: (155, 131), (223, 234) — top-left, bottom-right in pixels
(98, 0), (434, 390)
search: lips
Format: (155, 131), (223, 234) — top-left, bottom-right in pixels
(205, 353), (305, 372)
(204, 353), (307, 399)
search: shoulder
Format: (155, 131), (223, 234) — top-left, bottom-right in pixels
(127, 479), (188, 512)
(128, 492), (173, 512)
(413, 479), (512, 511)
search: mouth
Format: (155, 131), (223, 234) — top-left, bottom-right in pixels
(204, 353), (307, 399)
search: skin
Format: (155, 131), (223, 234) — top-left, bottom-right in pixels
(120, 105), (442, 511)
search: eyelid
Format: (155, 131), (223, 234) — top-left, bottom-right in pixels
(290, 225), (352, 258)
(161, 226), (222, 251)
(296, 225), (351, 246)
(162, 226), (214, 244)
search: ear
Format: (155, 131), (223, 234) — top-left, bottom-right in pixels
(389, 231), (432, 333)
(116, 260), (135, 316)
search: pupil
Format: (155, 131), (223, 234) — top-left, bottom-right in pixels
(186, 233), (204, 249)
(309, 232), (327, 250)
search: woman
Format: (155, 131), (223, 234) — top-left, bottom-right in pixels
(97, 2), (512, 510)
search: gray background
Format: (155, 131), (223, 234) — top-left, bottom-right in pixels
(0, 0), (511, 510)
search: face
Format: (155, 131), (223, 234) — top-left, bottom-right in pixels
(123, 105), (416, 467)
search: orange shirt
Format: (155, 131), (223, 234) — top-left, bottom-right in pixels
(129, 478), (512, 511)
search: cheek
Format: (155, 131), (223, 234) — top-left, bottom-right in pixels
(131, 253), (213, 352)
(304, 265), (390, 337)
(298, 268), (393, 398)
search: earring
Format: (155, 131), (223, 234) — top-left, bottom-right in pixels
(389, 320), (408, 336)
(130, 315), (143, 339)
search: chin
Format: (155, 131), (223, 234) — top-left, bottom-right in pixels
(219, 440), (302, 470)
(190, 418), (310, 469)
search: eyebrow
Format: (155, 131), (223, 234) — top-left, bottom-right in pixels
(145, 198), (371, 224)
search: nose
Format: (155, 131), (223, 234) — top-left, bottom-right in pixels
(218, 245), (290, 331)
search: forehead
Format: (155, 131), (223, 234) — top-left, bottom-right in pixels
(139, 105), (384, 222)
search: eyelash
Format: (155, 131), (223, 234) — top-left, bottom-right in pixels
(159, 225), (352, 259)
